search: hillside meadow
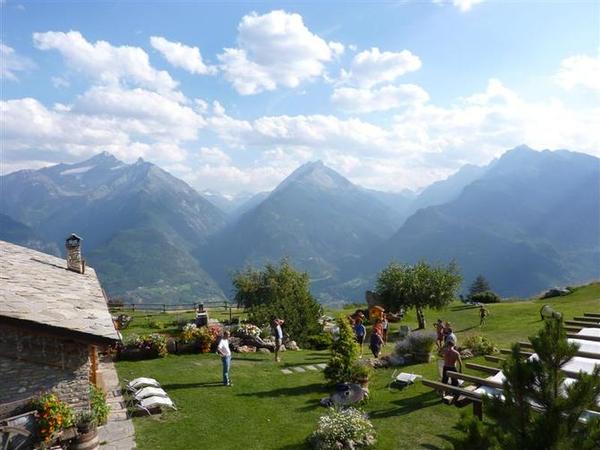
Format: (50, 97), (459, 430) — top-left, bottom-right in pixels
(116, 283), (600, 449)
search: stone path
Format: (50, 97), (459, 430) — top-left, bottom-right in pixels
(96, 358), (136, 450)
(281, 363), (327, 375)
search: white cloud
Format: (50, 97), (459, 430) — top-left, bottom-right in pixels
(433, 0), (484, 12)
(51, 76), (70, 88)
(331, 84), (429, 113)
(0, 42), (36, 80)
(555, 54), (600, 92)
(33, 31), (181, 99)
(73, 85), (205, 141)
(339, 47), (421, 88)
(218, 10), (342, 95)
(198, 146), (231, 165)
(150, 36), (216, 75)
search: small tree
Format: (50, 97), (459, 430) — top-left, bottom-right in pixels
(375, 261), (462, 329)
(231, 260), (322, 346)
(454, 317), (600, 450)
(324, 316), (359, 385)
(469, 275), (491, 298)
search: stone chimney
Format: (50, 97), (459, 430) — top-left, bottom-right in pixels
(65, 233), (85, 274)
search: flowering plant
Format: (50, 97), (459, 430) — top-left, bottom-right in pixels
(235, 324), (262, 338)
(310, 407), (376, 449)
(180, 324), (220, 352)
(31, 393), (75, 444)
(131, 333), (168, 357)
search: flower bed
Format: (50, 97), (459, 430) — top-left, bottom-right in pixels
(119, 333), (168, 360)
(310, 407), (376, 449)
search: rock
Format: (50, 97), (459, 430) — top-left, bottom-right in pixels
(388, 354), (405, 366)
(286, 340), (299, 351)
(398, 325), (410, 339)
(258, 348), (271, 354)
(460, 349), (474, 359)
(279, 345), (287, 352)
(321, 383), (369, 407)
(237, 345), (256, 353)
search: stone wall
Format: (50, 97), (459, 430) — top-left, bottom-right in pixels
(0, 324), (91, 413)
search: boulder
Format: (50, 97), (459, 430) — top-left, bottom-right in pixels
(237, 345), (256, 353)
(320, 383), (369, 407)
(258, 348), (271, 354)
(286, 340), (300, 351)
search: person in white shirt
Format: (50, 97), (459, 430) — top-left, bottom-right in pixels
(217, 331), (232, 386)
(271, 317), (285, 362)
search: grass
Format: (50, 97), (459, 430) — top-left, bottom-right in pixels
(115, 282), (600, 450)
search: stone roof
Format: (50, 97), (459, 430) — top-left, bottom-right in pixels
(0, 240), (119, 342)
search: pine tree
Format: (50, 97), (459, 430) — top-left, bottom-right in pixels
(454, 317), (600, 449)
(324, 316), (360, 385)
(469, 274), (491, 298)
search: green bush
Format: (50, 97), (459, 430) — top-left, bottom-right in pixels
(306, 333), (333, 350)
(310, 407), (376, 449)
(470, 291), (501, 303)
(324, 317), (359, 385)
(462, 335), (498, 356)
(90, 384), (110, 426)
(127, 333), (168, 357)
(148, 319), (165, 329)
(407, 331), (437, 354)
(350, 361), (373, 383)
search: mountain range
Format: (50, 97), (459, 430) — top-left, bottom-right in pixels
(1, 146), (598, 304)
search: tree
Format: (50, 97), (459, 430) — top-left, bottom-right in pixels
(469, 275), (491, 298)
(324, 316), (359, 385)
(375, 261), (462, 329)
(454, 318), (600, 450)
(231, 260), (322, 346)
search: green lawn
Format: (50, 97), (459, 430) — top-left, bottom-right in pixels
(115, 283), (600, 450)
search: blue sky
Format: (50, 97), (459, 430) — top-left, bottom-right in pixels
(2, 0), (599, 194)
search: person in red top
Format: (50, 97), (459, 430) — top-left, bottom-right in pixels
(441, 340), (463, 390)
(434, 319), (444, 351)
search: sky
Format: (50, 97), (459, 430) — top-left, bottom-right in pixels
(1, 0), (600, 195)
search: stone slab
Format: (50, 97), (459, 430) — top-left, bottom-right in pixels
(292, 366), (306, 373)
(316, 363), (327, 369)
(281, 369), (293, 375)
(304, 365), (319, 371)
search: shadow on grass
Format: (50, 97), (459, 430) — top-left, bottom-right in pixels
(277, 443), (310, 450)
(237, 382), (327, 399)
(420, 433), (462, 450)
(162, 381), (224, 390)
(368, 390), (441, 419)
(456, 325), (479, 333)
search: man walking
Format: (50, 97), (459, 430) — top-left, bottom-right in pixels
(217, 330), (232, 386)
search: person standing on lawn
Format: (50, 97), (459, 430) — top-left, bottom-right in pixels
(381, 314), (389, 344)
(441, 340), (462, 398)
(369, 326), (384, 358)
(217, 330), (232, 386)
(479, 305), (489, 326)
(272, 316), (285, 362)
(434, 319), (445, 351)
(354, 318), (366, 357)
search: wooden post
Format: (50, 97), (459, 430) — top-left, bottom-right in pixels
(89, 345), (98, 386)
(163, 304), (166, 313)
(473, 401), (483, 420)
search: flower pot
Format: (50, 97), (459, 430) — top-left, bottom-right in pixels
(356, 376), (369, 389)
(71, 424), (98, 450)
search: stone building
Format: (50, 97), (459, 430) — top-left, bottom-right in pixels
(0, 239), (120, 417)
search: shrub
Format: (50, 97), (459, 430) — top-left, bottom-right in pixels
(407, 331), (437, 354)
(306, 333), (333, 350)
(90, 384), (110, 426)
(180, 324), (219, 352)
(310, 407), (376, 449)
(148, 319), (164, 329)
(393, 338), (411, 356)
(128, 333), (168, 357)
(234, 324), (262, 338)
(31, 393), (75, 444)
(470, 291), (501, 303)
(173, 317), (190, 330)
(324, 317), (359, 385)
(462, 335), (498, 356)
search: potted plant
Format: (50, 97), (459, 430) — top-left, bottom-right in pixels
(75, 411), (96, 434)
(408, 331), (437, 363)
(73, 411), (99, 450)
(351, 362), (373, 389)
